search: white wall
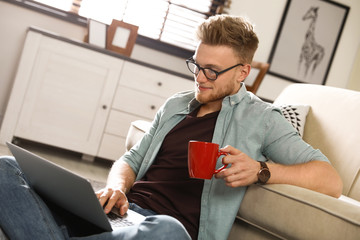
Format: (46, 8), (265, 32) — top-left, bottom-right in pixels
(0, 0), (359, 126)
(347, 45), (360, 91)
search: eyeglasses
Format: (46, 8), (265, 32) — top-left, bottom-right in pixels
(186, 58), (244, 81)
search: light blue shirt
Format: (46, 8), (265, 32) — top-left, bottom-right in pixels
(121, 85), (328, 240)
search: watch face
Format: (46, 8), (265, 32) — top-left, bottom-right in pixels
(258, 169), (271, 183)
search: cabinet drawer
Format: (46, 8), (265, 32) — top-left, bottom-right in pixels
(98, 134), (126, 161)
(105, 110), (149, 137)
(119, 61), (194, 98)
(113, 87), (165, 119)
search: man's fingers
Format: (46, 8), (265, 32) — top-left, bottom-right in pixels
(119, 201), (130, 216)
(104, 190), (123, 214)
(220, 145), (242, 155)
(222, 153), (245, 165)
(96, 188), (129, 215)
(97, 188), (113, 207)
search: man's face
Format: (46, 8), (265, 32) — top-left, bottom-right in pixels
(192, 43), (249, 106)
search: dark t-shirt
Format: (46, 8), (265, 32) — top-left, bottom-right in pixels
(127, 107), (219, 239)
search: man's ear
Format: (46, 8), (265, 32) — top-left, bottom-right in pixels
(237, 64), (251, 83)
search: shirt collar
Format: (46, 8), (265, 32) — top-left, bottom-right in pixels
(223, 83), (248, 107)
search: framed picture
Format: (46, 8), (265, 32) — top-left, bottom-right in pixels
(106, 20), (139, 57)
(87, 19), (107, 48)
(268, 0), (349, 85)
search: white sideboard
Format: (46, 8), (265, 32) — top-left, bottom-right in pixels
(0, 28), (194, 161)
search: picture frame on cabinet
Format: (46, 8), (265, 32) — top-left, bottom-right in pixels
(267, 0), (349, 85)
(86, 19), (107, 48)
(106, 20), (139, 57)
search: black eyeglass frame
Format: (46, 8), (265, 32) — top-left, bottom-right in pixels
(186, 58), (244, 81)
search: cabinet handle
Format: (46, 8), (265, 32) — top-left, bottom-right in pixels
(157, 82), (162, 87)
(102, 105), (107, 110)
(150, 105), (156, 110)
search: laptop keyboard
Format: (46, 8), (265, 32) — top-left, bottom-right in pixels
(107, 211), (135, 228)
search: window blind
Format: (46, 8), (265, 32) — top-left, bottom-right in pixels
(33, 0), (227, 51)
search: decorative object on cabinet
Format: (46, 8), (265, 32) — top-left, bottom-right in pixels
(244, 61), (270, 94)
(106, 20), (139, 57)
(86, 19), (107, 48)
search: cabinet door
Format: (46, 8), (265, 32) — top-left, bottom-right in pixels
(14, 36), (123, 155)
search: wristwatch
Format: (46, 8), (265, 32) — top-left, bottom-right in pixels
(257, 161), (271, 184)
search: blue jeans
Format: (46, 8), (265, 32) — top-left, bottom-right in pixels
(0, 156), (191, 240)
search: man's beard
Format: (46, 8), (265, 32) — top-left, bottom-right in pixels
(195, 81), (237, 104)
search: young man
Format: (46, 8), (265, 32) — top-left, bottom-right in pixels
(0, 15), (342, 240)
(97, 15), (342, 239)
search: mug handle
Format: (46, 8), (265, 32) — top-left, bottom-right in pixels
(214, 151), (229, 174)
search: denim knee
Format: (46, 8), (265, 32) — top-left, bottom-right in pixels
(0, 155), (30, 187)
(0, 156), (20, 174)
(145, 215), (191, 240)
(0, 155), (18, 167)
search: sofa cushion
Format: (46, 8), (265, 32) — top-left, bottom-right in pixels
(278, 104), (310, 137)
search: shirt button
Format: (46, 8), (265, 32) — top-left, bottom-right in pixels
(231, 101), (235, 105)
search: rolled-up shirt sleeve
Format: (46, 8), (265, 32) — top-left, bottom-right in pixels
(262, 109), (329, 165)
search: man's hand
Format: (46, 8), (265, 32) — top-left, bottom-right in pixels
(97, 160), (136, 215)
(95, 187), (129, 216)
(215, 145), (259, 187)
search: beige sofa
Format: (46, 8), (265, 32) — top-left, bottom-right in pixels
(126, 83), (360, 240)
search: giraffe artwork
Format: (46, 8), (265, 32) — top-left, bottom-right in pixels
(298, 6), (325, 77)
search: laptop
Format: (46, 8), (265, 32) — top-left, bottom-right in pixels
(6, 142), (146, 231)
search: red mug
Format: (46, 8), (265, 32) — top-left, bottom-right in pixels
(188, 141), (228, 179)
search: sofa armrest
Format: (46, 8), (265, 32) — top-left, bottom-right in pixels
(125, 120), (152, 151)
(237, 184), (360, 239)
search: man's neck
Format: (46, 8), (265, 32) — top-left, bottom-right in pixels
(197, 101), (222, 117)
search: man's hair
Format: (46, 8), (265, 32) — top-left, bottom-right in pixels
(196, 15), (259, 64)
